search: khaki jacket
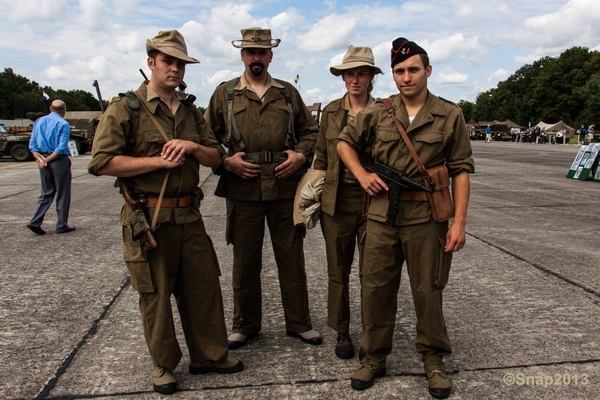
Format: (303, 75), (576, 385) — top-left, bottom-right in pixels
(314, 94), (373, 217)
(339, 92), (475, 226)
(204, 74), (318, 201)
(88, 83), (224, 225)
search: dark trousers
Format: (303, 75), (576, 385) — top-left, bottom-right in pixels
(227, 198), (312, 335)
(130, 220), (229, 371)
(361, 219), (453, 366)
(320, 183), (366, 333)
(28, 155), (72, 232)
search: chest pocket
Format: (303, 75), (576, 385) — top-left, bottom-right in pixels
(373, 128), (402, 161)
(414, 131), (444, 144)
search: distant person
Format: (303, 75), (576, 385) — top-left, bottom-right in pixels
(204, 27), (322, 349)
(578, 124), (587, 145)
(485, 125), (491, 142)
(314, 45), (383, 359)
(337, 36), (474, 398)
(531, 126), (540, 143)
(27, 99), (75, 235)
(88, 30), (242, 395)
(588, 124), (595, 142)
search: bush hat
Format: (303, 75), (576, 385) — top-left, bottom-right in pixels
(330, 46), (383, 76)
(146, 30), (200, 64)
(232, 27), (281, 49)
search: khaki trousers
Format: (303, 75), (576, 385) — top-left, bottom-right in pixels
(127, 219), (229, 371)
(227, 198), (312, 334)
(360, 218), (453, 365)
(320, 183), (366, 332)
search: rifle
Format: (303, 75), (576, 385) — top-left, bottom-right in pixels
(366, 161), (433, 227)
(139, 69), (196, 104)
(118, 178), (158, 252)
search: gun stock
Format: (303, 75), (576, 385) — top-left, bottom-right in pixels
(118, 178), (158, 252)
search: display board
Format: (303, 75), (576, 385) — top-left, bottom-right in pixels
(568, 143), (600, 180)
(567, 144), (589, 179)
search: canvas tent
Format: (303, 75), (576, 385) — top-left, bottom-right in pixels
(535, 121), (575, 139)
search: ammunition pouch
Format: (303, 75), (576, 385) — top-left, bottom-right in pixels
(127, 209), (151, 241)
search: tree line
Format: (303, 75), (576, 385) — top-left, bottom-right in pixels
(458, 46), (600, 128)
(0, 68), (105, 119)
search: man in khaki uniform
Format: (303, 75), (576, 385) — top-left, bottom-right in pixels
(204, 27), (321, 349)
(338, 37), (474, 398)
(88, 30), (242, 395)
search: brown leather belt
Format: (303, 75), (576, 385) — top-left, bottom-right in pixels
(146, 196), (192, 208)
(374, 191), (428, 201)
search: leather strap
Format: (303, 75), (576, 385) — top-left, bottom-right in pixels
(373, 191), (428, 201)
(381, 98), (428, 179)
(138, 99), (174, 230)
(146, 196), (192, 208)
(243, 151), (287, 163)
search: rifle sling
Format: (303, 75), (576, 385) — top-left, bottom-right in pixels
(381, 98), (428, 179)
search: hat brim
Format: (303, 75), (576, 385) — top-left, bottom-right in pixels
(231, 39), (281, 49)
(330, 62), (383, 76)
(146, 40), (200, 64)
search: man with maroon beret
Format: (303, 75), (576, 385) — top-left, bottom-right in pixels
(338, 37), (474, 398)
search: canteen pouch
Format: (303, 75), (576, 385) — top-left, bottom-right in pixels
(425, 164), (454, 222)
(127, 208), (151, 240)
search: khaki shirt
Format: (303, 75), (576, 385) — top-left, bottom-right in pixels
(339, 91), (475, 226)
(204, 73), (318, 201)
(314, 93), (374, 217)
(88, 83), (224, 225)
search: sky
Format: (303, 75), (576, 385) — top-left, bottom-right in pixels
(1, 0), (600, 109)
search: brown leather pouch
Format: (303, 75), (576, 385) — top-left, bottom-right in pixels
(425, 164), (454, 222)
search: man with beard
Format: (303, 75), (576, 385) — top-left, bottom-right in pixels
(204, 27), (321, 350)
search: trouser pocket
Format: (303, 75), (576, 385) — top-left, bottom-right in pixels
(434, 236), (452, 290)
(123, 225), (154, 293)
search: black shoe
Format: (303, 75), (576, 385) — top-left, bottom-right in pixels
(56, 226), (76, 234)
(227, 332), (258, 349)
(335, 332), (354, 359)
(27, 225), (46, 235)
(286, 329), (323, 345)
(429, 387), (452, 399)
(189, 358), (244, 375)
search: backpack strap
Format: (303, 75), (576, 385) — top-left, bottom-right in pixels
(274, 79), (297, 150)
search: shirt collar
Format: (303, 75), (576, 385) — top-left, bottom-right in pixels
(236, 72), (284, 98)
(146, 85), (180, 115)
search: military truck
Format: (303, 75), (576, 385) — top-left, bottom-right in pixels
(0, 114), (98, 161)
(0, 123), (34, 161)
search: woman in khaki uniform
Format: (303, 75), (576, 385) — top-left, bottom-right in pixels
(314, 46), (382, 359)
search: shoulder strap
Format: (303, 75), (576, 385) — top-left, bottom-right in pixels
(381, 98), (427, 178)
(274, 79), (296, 149)
(226, 78), (246, 151)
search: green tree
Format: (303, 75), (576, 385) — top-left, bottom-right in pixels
(577, 72), (600, 126)
(457, 100), (474, 122)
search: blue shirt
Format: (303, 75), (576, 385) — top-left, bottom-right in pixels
(485, 126), (491, 135)
(29, 112), (71, 155)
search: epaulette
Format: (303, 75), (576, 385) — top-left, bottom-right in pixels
(438, 96), (459, 108)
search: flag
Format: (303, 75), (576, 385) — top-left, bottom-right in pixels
(294, 74), (299, 84)
(42, 90), (50, 101)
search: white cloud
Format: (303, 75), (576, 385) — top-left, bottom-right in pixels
(6, 0), (68, 23)
(297, 13), (356, 52)
(435, 68), (469, 84)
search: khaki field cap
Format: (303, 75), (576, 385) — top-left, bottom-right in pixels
(232, 27), (281, 49)
(330, 46), (383, 76)
(146, 30), (200, 64)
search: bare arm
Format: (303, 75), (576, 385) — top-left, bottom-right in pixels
(444, 170), (470, 253)
(337, 141), (387, 196)
(96, 154), (182, 178)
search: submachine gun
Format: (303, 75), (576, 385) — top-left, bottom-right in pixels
(366, 161), (434, 228)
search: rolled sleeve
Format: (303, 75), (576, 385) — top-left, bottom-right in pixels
(88, 101), (130, 175)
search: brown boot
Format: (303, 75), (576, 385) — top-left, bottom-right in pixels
(425, 363), (451, 399)
(152, 366), (176, 395)
(350, 359), (386, 390)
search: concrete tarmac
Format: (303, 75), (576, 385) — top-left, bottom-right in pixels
(1, 140), (599, 399)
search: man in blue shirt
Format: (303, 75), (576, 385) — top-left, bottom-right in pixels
(485, 125), (492, 142)
(27, 99), (75, 234)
